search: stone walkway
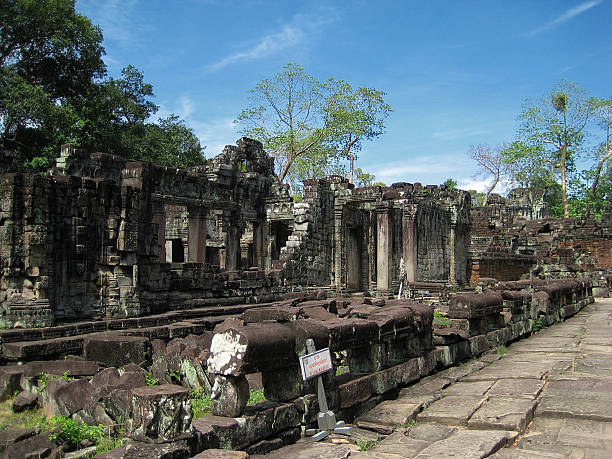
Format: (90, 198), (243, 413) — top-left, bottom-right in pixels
(255, 298), (612, 458)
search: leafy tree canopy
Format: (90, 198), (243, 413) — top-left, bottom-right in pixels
(236, 63), (391, 189)
(0, 0), (204, 170)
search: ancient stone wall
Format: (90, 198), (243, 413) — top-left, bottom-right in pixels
(0, 139), (282, 328)
(469, 189), (612, 283)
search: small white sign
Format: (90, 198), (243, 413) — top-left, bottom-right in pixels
(300, 347), (333, 381)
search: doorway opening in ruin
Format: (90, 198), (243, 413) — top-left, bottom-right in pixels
(241, 222), (255, 268)
(346, 226), (364, 291)
(270, 221), (291, 261)
(207, 246), (220, 266)
(170, 239), (184, 263)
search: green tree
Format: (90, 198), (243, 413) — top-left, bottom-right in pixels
(0, 1), (204, 170)
(502, 140), (564, 216)
(0, 0), (105, 165)
(355, 167), (378, 187)
(236, 63), (391, 187)
(326, 83), (391, 184)
(136, 115), (205, 168)
(77, 65), (158, 157)
(584, 98), (612, 218)
(236, 63), (335, 185)
(515, 80), (596, 218)
(442, 178), (457, 190)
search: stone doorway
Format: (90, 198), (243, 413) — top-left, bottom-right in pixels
(346, 226), (364, 291)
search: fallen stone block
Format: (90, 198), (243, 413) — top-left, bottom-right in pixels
(0, 366), (24, 400)
(128, 384), (192, 444)
(84, 333), (152, 368)
(12, 390), (38, 412)
(4, 431), (58, 459)
(43, 377), (96, 418)
(207, 323), (296, 376)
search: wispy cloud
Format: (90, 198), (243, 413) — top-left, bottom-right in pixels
(157, 96), (239, 156)
(369, 153), (472, 186)
(432, 127), (489, 141)
(205, 11), (336, 72)
(77, 0), (150, 49)
(525, 1), (603, 37)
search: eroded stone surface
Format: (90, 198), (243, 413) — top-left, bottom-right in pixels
(417, 395), (486, 426)
(468, 397), (536, 432)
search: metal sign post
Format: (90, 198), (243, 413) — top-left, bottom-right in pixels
(301, 339), (352, 441)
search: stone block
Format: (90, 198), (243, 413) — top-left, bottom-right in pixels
(0, 366), (24, 400)
(417, 395), (486, 426)
(84, 333), (151, 368)
(197, 401), (300, 450)
(210, 375), (249, 417)
(468, 397), (537, 432)
(43, 378), (95, 417)
(128, 384), (192, 443)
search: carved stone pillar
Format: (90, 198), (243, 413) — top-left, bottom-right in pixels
(402, 205), (418, 283)
(253, 220), (264, 269)
(152, 202), (166, 263)
(448, 205), (457, 286)
(187, 208), (207, 263)
(333, 205), (344, 290)
(376, 203), (392, 294)
(224, 215), (240, 271)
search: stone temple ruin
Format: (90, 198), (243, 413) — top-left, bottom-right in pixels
(0, 139), (610, 457)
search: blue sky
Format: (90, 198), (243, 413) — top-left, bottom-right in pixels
(76, 0), (611, 191)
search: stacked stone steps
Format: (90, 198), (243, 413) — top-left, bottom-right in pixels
(0, 302), (278, 363)
(408, 281), (446, 305)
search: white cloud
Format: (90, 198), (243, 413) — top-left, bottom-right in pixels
(205, 11), (336, 72)
(207, 25), (305, 72)
(525, 1), (603, 37)
(432, 127), (490, 141)
(369, 153), (472, 186)
(157, 96), (240, 156)
(77, 0), (150, 49)
(457, 178), (491, 192)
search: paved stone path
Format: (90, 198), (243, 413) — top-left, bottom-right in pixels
(256, 298), (612, 458)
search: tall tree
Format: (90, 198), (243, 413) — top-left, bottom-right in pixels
(515, 80), (596, 218)
(0, 0), (205, 170)
(236, 63), (391, 187)
(236, 63), (334, 185)
(326, 83), (391, 184)
(584, 98), (612, 218)
(136, 115), (205, 168)
(0, 0), (105, 162)
(502, 140), (564, 216)
(468, 144), (508, 206)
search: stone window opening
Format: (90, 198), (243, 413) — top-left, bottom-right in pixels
(270, 221), (291, 261)
(170, 238), (185, 263)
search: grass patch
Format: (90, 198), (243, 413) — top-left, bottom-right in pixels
(532, 319), (543, 333)
(433, 310), (449, 326)
(48, 416), (104, 447)
(189, 388), (212, 419)
(496, 345), (508, 356)
(190, 387), (267, 419)
(357, 439), (376, 451)
(247, 388), (266, 405)
(0, 399), (50, 432)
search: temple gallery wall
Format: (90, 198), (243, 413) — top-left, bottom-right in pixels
(1, 138), (611, 328)
(1, 138), (611, 457)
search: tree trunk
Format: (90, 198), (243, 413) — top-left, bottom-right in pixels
(482, 176), (500, 207)
(561, 145), (569, 218)
(585, 143), (612, 218)
(347, 152), (355, 184)
(344, 135), (359, 185)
